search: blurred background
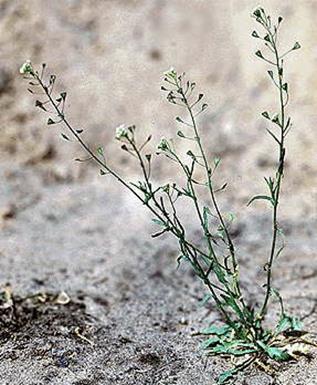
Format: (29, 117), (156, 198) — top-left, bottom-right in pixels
(0, 0), (316, 221)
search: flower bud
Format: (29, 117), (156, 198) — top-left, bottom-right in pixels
(19, 60), (34, 75)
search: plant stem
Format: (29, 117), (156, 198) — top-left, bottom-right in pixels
(259, 25), (286, 318)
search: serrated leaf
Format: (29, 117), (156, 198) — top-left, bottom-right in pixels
(258, 341), (290, 361)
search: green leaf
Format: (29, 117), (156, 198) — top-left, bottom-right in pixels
(199, 294), (212, 307)
(276, 315), (292, 334)
(212, 342), (256, 356)
(177, 130), (185, 138)
(151, 218), (166, 227)
(262, 111), (270, 119)
(247, 195), (275, 207)
(290, 316), (303, 331)
(267, 347), (290, 361)
(220, 295), (245, 322)
(201, 337), (220, 349)
(258, 341), (290, 361)
(200, 324), (231, 336)
(292, 42), (301, 50)
(213, 263), (228, 285)
(47, 118), (55, 125)
(97, 146), (104, 156)
(214, 156), (221, 168)
(218, 370), (234, 384)
(203, 206), (211, 230)
(251, 30), (260, 38)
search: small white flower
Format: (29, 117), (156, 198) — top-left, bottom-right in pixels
(115, 124), (128, 140)
(164, 67), (177, 79)
(19, 60), (33, 75)
(157, 137), (170, 151)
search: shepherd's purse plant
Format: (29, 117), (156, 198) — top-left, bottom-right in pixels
(20, 8), (313, 383)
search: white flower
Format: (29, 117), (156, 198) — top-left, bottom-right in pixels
(164, 67), (177, 79)
(19, 60), (33, 75)
(115, 124), (128, 140)
(157, 137), (170, 151)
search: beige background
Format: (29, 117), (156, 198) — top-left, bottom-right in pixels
(0, 2), (317, 384)
(1, 0), (316, 222)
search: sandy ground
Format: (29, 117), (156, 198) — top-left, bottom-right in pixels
(0, 1), (317, 384)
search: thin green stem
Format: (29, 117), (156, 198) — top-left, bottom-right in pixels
(259, 22), (286, 318)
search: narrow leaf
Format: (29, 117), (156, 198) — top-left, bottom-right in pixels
(218, 370), (234, 384)
(266, 128), (281, 144)
(247, 195), (274, 206)
(61, 133), (70, 141)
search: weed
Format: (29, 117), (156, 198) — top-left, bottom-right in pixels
(20, 7), (313, 383)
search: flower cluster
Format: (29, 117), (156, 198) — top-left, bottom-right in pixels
(19, 60), (34, 75)
(157, 137), (170, 152)
(115, 124), (129, 140)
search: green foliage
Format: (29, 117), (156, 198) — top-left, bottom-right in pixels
(20, 6), (309, 384)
